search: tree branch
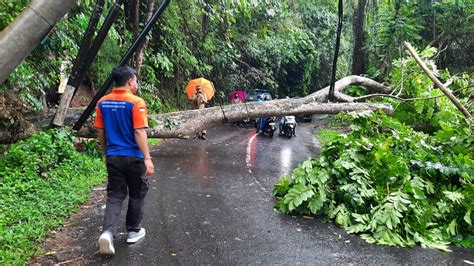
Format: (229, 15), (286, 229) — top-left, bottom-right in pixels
(145, 100), (393, 138)
(404, 42), (472, 119)
(305, 75), (391, 103)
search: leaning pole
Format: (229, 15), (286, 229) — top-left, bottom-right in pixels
(0, 0), (77, 84)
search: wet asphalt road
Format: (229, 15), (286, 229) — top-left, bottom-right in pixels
(80, 121), (472, 265)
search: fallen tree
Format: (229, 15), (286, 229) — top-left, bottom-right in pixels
(1, 75), (393, 142)
(146, 101), (392, 138)
(138, 75), (393, 138)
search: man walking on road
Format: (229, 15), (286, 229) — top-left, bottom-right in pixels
(94, 66), (155, 255)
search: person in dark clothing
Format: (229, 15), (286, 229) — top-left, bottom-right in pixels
(256, 95), (267, 134)
(94, 66), (154, 255)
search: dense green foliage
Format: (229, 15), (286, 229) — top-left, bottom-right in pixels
(274, 111), (473, 251)
(388, 47), (473, 128)
(0, 130), (106, 264)
(273, 49), (473, 250)
(365, 0), (473, 78)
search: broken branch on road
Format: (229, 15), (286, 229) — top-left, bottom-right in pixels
(1, 75), (395, 142)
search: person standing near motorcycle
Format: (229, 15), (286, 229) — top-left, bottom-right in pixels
(279, 115), (297, 137)
(279, 97), (297, 137)
(255, 95), (266, 134)
(192, 85), (208, 140)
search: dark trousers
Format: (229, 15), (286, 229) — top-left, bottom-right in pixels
(258, 117), (267, 130)
(102, 156), (149, 235)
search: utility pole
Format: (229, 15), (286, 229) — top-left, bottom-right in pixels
(0, 0), (76, 84)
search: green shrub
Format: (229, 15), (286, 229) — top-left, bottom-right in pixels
(274, 111), (473, 251)
(0, 129), (106, 264)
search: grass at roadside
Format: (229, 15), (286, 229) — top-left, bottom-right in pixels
(0, 130), (106, 264)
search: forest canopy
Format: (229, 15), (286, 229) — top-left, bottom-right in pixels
(0, 0), (472, 114)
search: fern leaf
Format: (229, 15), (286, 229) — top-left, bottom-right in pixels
(283, 184), (315, 212)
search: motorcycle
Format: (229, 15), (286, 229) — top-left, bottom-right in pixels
(279, 115), (296, 139)
(261, 116), (277, 138)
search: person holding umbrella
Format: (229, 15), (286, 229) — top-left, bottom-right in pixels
(232, 94), (241, 104)
(192, 85), (208, 140)
(185, 77), (215, 139)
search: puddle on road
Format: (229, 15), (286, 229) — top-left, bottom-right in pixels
(181, 143), (211, 184)
(279, 146), (293, 177)
(245, 131), (257, 173)
(245, 130), (295, 178)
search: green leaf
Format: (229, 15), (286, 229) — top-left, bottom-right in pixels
(273, 177), (291, 197)
(274, 199), (289, 214)
(464, 209), (472, 225)
(446, 219), (457, 236)
(149, 119), (158, 127)
(282, 184), (315, 212)
(443, 191), (464, 204)
(308, 196), (324, 214)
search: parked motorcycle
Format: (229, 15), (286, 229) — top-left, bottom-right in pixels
(279, 115), (296, 139)
(261, 116), (277, 138)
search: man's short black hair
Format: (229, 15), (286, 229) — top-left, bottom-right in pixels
(112, 66), (136, 87)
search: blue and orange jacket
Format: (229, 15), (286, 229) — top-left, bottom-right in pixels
(94, 88), (148, 158)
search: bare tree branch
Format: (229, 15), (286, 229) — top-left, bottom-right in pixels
(305, 75), (392, 103)
(352, 88), (463, 103)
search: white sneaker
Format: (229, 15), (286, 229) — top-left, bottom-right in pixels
(98, 231), (115, 255)
(126, 228), (146, 243)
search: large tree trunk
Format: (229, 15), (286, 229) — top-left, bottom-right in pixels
(145, 75), (392, 138)
(351, 0), (368, 75)
(0, 0), (77, 84)
(133, 0), (140, 39)
(133, 0), (157, 77)
(145, 101), (393, 139)
(201, 0), (211, 42)
(0, 76), (393, 143)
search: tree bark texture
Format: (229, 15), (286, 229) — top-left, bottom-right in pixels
(201, 0), (211, 42)
(133, 0), (140, 39)
(0, 0), (77, 84)
(303, 75), (391, 103)
(134, 0), (157, 77)
(146, 101), (393, 139)
(351, 0), (368, 75)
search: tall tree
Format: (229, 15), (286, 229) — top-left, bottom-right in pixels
(133, 0), (157, 77)
(201, 0), (211, 42)
(351, 0), (367, 75)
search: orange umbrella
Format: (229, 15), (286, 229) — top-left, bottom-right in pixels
(185, 77), (215, 100)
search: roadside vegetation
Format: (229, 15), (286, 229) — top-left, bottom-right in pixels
(273, 51), (473, 251)
(0, 130), (106, 264)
